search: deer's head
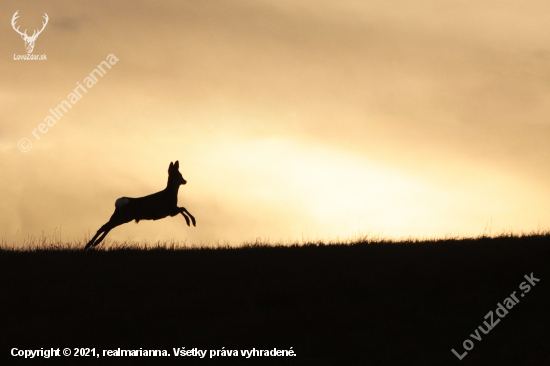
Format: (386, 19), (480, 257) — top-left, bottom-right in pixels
(12, 11), (49, 54)
(168, 161), (187, 186)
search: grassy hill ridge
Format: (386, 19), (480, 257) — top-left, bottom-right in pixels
(1, 234), (548, 365)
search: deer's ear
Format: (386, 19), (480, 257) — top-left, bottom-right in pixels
(174, 161), (179, 169)
(169, 162), (173, 170)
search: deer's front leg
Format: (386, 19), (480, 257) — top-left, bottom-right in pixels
(179, 207), (196, 227)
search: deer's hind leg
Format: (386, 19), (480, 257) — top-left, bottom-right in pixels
(85, 214), (131, 249)
(85, 222), (111, 249)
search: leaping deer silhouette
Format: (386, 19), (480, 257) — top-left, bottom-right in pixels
(85, 161), (196, 249)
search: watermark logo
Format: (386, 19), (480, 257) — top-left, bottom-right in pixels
(451, 272), (541, 360)
(18, 138), (32, 153)
(12, 10), (48, 60)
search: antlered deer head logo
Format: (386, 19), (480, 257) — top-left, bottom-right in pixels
(12, 11), (49, 54)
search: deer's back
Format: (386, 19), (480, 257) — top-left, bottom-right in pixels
(113, 190), (177, 221)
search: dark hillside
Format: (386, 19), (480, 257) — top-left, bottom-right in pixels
(0, 235), (549, 365)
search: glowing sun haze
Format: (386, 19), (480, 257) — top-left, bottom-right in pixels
(2, 0), (550, 246)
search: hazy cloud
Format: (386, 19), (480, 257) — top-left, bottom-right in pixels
(2, 0), (550, 245)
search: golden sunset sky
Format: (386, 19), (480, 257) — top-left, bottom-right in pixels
(2, 0), (550, 246)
